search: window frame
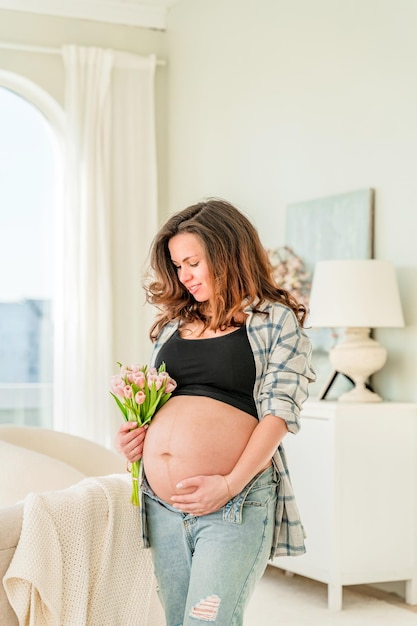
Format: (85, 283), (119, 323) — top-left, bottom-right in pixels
(0, 70), (65, 429)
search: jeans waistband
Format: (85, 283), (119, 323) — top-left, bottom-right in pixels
(141, 464), (278, 523)
(223, 464), (277, 524)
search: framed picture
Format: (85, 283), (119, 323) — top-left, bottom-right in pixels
(285, 188), (375, 399)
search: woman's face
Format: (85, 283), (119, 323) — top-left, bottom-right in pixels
(168, 232), (214, 302)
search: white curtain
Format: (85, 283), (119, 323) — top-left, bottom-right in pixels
(54, 46), (157, 446)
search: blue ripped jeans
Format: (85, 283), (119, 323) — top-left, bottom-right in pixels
(141, 465), (278, 626)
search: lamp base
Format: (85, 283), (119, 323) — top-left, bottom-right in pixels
(329, 327), (387, 403)
(338, 384), (382, 403)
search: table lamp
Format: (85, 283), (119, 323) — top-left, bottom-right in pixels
(308, 259), (404, 402)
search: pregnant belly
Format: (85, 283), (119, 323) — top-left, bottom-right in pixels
(142, 395), (258, 503)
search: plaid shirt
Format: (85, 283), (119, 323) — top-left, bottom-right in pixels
(140, 300), (316, 558)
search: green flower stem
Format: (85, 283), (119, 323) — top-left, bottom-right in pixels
(130, 459), (140, 507)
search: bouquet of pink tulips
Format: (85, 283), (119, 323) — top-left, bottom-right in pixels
(110, 362), (176, 506)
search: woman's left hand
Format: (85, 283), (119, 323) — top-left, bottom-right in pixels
(170, 474), (232, 516)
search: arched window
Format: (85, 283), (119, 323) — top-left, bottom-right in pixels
(0, 81), (63, 428)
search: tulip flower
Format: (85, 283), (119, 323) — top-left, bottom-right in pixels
(110, 361), (176, 506)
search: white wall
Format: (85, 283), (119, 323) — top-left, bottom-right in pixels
(1, 3), (416, 402)
(166, 0), (417, 403)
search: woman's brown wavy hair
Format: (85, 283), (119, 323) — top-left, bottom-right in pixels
(144, 199), (307, 340)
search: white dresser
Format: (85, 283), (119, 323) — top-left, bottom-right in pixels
(272, 400), (417, 610)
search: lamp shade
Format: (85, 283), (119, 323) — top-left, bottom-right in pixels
(308, 259), (404, 329)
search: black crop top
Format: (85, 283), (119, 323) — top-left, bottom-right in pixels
(155, 325), (258, 419)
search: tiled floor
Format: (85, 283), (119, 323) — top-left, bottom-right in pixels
(352, 583), (417, 615)
(244, 566), (417, 625)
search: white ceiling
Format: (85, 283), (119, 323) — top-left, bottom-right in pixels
(0, 0), (179, 30)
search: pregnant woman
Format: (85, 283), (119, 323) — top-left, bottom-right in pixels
(115, 198), (315, 626)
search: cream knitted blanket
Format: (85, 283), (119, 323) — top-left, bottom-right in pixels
(3, 474), (157, 626)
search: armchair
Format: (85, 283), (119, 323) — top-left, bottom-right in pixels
(0, 425), (165, 626)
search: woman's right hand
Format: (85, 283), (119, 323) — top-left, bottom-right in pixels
(114, 421), (148, 463)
